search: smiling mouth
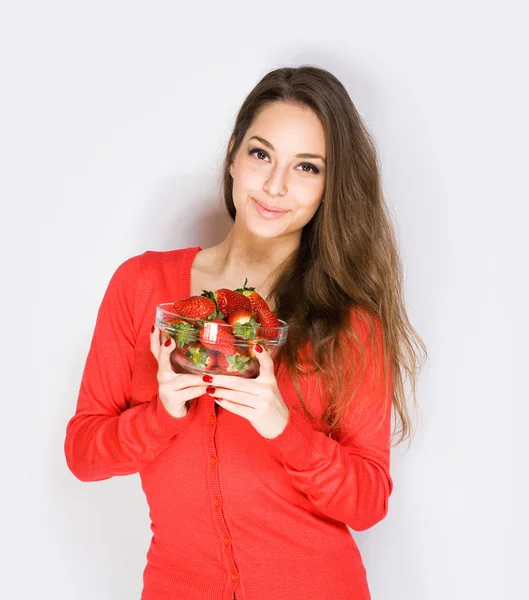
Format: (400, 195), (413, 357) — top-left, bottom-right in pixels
(251, 197), (289, 213)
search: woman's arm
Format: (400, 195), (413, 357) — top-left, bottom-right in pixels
(266, 317), (393, 531)
(64, 254), (190, 482)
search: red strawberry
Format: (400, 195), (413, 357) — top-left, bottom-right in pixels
(199, 318), (237, 354)
(234, 279), (270, 312)
(201, 288), (251, 318)
(184, 344), (217, 370)
(216, 352), (252, 374)
(227, 310), (260, 340)
(165, 318), (199, 349)
(256, 308), (281, 339)
(172, 296), (219, 320)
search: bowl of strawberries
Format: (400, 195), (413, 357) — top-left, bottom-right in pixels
(156, 280), (288, 378)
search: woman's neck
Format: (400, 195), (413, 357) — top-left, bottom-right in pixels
(194, 229), (299, 305)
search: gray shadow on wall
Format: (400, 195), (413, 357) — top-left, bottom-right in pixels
(133, 171), (234, 253)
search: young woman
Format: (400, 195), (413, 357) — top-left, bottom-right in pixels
(65, 65), (426, 600)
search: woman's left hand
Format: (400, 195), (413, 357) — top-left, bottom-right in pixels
(207, 345), (289, 439)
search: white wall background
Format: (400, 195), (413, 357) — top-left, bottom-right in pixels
(2, 0), (526, 598)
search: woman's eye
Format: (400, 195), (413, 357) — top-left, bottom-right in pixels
(248, 148), (320, 175)
(249, 148), (269, 161)
(299, 163), (320, 174)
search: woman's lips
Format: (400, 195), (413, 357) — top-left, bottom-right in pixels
(251, 197), (290, 220)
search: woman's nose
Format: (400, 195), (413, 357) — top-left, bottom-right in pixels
(263, 167), (287, 196)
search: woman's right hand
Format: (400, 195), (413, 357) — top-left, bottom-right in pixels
(150, 325), (210, 418)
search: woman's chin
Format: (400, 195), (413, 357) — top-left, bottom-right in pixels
(233, 202), (296, 239)
(240, 216), (289, 239)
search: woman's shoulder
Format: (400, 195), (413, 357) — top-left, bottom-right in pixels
(141, 246), (201, 271)
(112, 246), (199, 279)
(108, 246), (200, 295)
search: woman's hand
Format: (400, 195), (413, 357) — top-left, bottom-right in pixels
(208, 345), (289, 439)
(150, 325), (210, 418)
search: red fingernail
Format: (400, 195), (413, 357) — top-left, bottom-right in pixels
(164, 338), (172, 347)
(151, 325), (155, 333)
(203, 375), (213, 383)
(255, 344), (263, 353)
(206, 386), (216, 395)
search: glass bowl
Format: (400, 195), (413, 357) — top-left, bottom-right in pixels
(155, 303), (288, 378)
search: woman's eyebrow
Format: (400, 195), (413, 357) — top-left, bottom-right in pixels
(248, 135), (326, 164)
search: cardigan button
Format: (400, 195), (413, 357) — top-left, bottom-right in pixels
(230, 573), (239, 582)
(223, 537), (231, 546)
(214, 497), (221, 507)
(210, 457), (217, 467)
(209, 414), (216, 424)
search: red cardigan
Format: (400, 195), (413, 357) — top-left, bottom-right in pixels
(64, 246), (393, 600)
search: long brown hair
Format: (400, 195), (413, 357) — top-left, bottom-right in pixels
(221, 66), (427, 447)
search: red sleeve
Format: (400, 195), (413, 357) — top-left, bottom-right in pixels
(64, 253), (191, 482)
(266, 314), (393, 531)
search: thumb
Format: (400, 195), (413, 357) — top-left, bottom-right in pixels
(253, 343), (275, 379)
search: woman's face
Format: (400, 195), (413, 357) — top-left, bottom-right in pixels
(229, 101), (326, 240)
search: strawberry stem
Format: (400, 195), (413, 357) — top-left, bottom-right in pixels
(235, 278), (255, 294)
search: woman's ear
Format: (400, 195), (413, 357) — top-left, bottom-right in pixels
(228, 138), (235, 178)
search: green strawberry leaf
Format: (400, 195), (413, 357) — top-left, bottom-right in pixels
(185, 346), (208, 369)
(201, 289), (216, 300)
(166, 322), (199, 349)
(226, 353), (251, 373)
(233, 318), (259, 339)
